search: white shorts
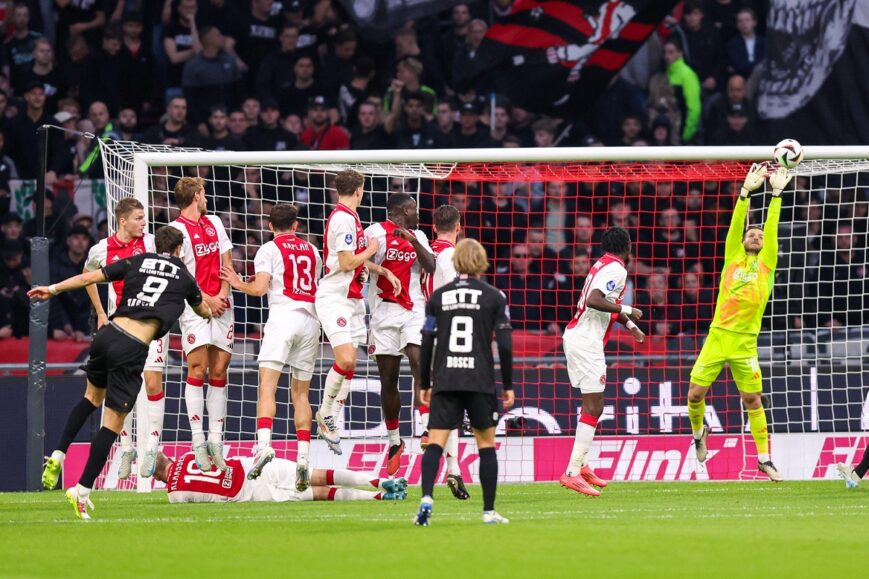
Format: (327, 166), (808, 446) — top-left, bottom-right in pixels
(239, 457), (313, 502)
(316, 296), (366, 349)
(369, 301), (423, 357)
(143, 336), (167, 372)
(179, 301), (234, 355)
(258, 309), (320, 381)
(563, 328), (607, 394)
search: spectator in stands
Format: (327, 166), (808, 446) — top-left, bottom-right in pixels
(532, 117), (559, 147)
(48, 224), (92, 341)
(384, 90), (440, 149)
(116, 107), (142, 141)
(434, 99), (457, 144)
(447, 187), (482, 241)
(92, 26), (124, 113)
(46, 109), (79, 182)
(338, 56), (375, 127)
(439, 3), (471, 87)
(571, 215), (598, 259)
(300, 95), (349, 150)
(642, 205), (699, 279)
(587, 76), (647, 147)
(23, 37), (65, 113)
(817, 223), (867, 328)
(256, 23), (299, 108)
(537, 180), (574, 255)
(451, 18), (490, 94)
(119, 12), (156, 115)
(450, 100), (494, 148)
(241, 95), (261, 125)
(495, 242), (544, 331)
(678, 270), (713, 336)
(0, 238), (30, 338)
(163, 0), (201, 96)
(55, 0), (106, 49)
(681, 1), (722, 94)
(650, 114), (675, 146)
(726, 7), (765, 78)
(487, 100), (511, 145)
(384, 56), (436, 116)
(144, 96), (199, 147)
(282, 55), (320, 117)
(709, 102), (755, 145)
(228, 108), (249, 141)
(706, 0), (740, 41)
(508, 104), (536, 147)
(235, 0), (282, 90)
(543, 249), (591, 333)
(481, 181), (528, 258)
(2, 2), (42, 93)
(663, 36), (701, 144)
(393, 27), (443, 97)
(1, 213), (23, 243)
(198, 0), (245, 39)
(182, 25), (242, 125)
(611, 114), (644, 146)
(0, 131), (18, 200)
(319, 27), (358, 102)
(635, 272), (680, 337)
(59, 33), (92, 105)
(7, 81), (49, 179)
(76, 100), (118, 179)
(205, 104), (245, 151)
(246, 97), (298, 151)
(704, 74), (752, 139)
(526, 227), (560, 275)
(350, 99), (392, 150)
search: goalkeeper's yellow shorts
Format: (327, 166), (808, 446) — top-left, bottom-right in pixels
(690, 327), (762, 393)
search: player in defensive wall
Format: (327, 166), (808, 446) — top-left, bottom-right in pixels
(419, 204), (469, 500)
(365, 192), (435, 477)
(79, 198), (169, 482)
(153, 451), (408, 503)
(170, 176), (235, 472)
(220, 204), (321, 489)
(30, 226), (211, 520)
(687, 164), (792, 482)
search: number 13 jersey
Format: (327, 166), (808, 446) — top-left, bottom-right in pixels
(253, 232), (321, 316)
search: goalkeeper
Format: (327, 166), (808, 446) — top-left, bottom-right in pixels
(687, 163), (791, 482)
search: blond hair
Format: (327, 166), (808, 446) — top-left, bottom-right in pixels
(453, 238), (489, 276)
(174, 176), (205, 209)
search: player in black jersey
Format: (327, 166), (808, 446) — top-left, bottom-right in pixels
(30, 226), (211, 520)
(414, 238), (514, 526)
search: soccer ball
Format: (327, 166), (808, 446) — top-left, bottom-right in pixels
(773, 139), (803, 169)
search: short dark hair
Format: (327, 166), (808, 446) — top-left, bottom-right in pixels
(434, 204), (460, 233)
(270, 203), (299, 232)
(155, 225), (183, 254)
(743, 225), (762, 239)
(601, 227), (632, 256)
(115, 198), (144, 221)
(664, 35), (684, 52)
(574, 248), (589, 259)
(335, 169), (364, 197)
(387, 192), (414, 214)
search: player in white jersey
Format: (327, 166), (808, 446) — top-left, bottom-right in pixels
(154, 452), (409, 503)
(81, 198), (168, 480)
(365, 193), (435, 476)
(314, 169), (400, 454)
(169, 176), (234, 472)
(420, 204), (469, 500)
(560, 227), (645, 497)
(220, 204), (321, 489)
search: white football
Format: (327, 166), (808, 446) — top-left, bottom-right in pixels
(773, 139), (803, 168)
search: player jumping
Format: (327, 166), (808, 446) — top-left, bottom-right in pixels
(30, 226), (211, 520)
(415, 238), (514, 525)
(78, 198), (168, 482)
(559, 227), (645, 496)
(220, 204), (321, 489)
(688, 164), (792, 482)
(365, 193), (435, 476)
(170, 176), (234, 472)
(153, 451), (408, 503)
(420, 204), (469, 500)
(314, 169), (398, 454)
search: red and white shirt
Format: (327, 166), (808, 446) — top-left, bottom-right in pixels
(565, 253), (627, 346)
(253, 232), (321, 316)
(170, 215), (232, 297)
(84, 233), (155, 308)
(365, 220), (432, 312)
(319, 203), (367, 301)
(166, 453), (247, 503)
(422, 238), (456, 300)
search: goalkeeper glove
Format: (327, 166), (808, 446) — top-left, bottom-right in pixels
(740, 163), (766, 198)
(769, 166), (792, 197)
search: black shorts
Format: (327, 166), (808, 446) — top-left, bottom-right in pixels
(85, 323), (149, 413)
(428, 391), (499, 431)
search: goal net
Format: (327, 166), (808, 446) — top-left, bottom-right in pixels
(82, 141), (869, 489)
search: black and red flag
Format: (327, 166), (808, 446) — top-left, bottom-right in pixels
(453, 0), (679, 115)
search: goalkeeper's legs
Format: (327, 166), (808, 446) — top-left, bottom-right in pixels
(741, 391), (782, 482)
(687, 382), (711, 463)
(377, 354), (405, 476)
(44, 383), (102, 490)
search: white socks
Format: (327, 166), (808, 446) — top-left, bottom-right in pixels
(332, 488), (380, 501)
(320, 365), (347, 417)
(566, 414), (599, 477)
(119, 412), (134, 451)
(147, 392), (165, 449)
(185, 378), (205, 440)
(206, 382), (227, 443)
(445, 429), (460, 476)
(327, 468), (378, 488)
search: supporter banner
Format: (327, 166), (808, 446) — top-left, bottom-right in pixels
(336, 0), (466, 40)
(66, 433), (864, 489)
(7, 178), (106, 222)
(759, 0), (869, 144)
(455, 0), (679, 114)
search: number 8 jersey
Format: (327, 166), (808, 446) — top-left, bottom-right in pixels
(253, 232), (321, 315)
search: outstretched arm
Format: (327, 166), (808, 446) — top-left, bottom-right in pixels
(726, 164), (766, 260)
(760, 167), (792, 268)
(28, 269), (107, 301)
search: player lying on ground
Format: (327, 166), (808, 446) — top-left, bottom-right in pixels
(33, 226), (211, 520)
(314, 169), (397, 455)
(170, 176), (235, 472)
(687, 164), (792, 482)
(415, 238), (514, 526)
(220, 203), (321, 489)
(837, 444), (869, 489)
(365, 192), (435, 476)
(560, 227), (645, 497)
(152, 451), (408, 502)
(420, 204), (469, 500)
(81, 198), (168, 481)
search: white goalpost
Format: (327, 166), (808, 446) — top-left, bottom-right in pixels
(92, 141), (869, 490)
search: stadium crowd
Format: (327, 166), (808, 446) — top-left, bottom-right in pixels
(0, 0), (865, 350)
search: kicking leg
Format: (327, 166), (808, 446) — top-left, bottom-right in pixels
(68, 406), (126, 520)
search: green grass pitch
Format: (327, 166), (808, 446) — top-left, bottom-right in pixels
(1, 482), (866, 578)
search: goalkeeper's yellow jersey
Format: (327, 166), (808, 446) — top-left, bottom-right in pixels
(709, 196), (781, 337)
